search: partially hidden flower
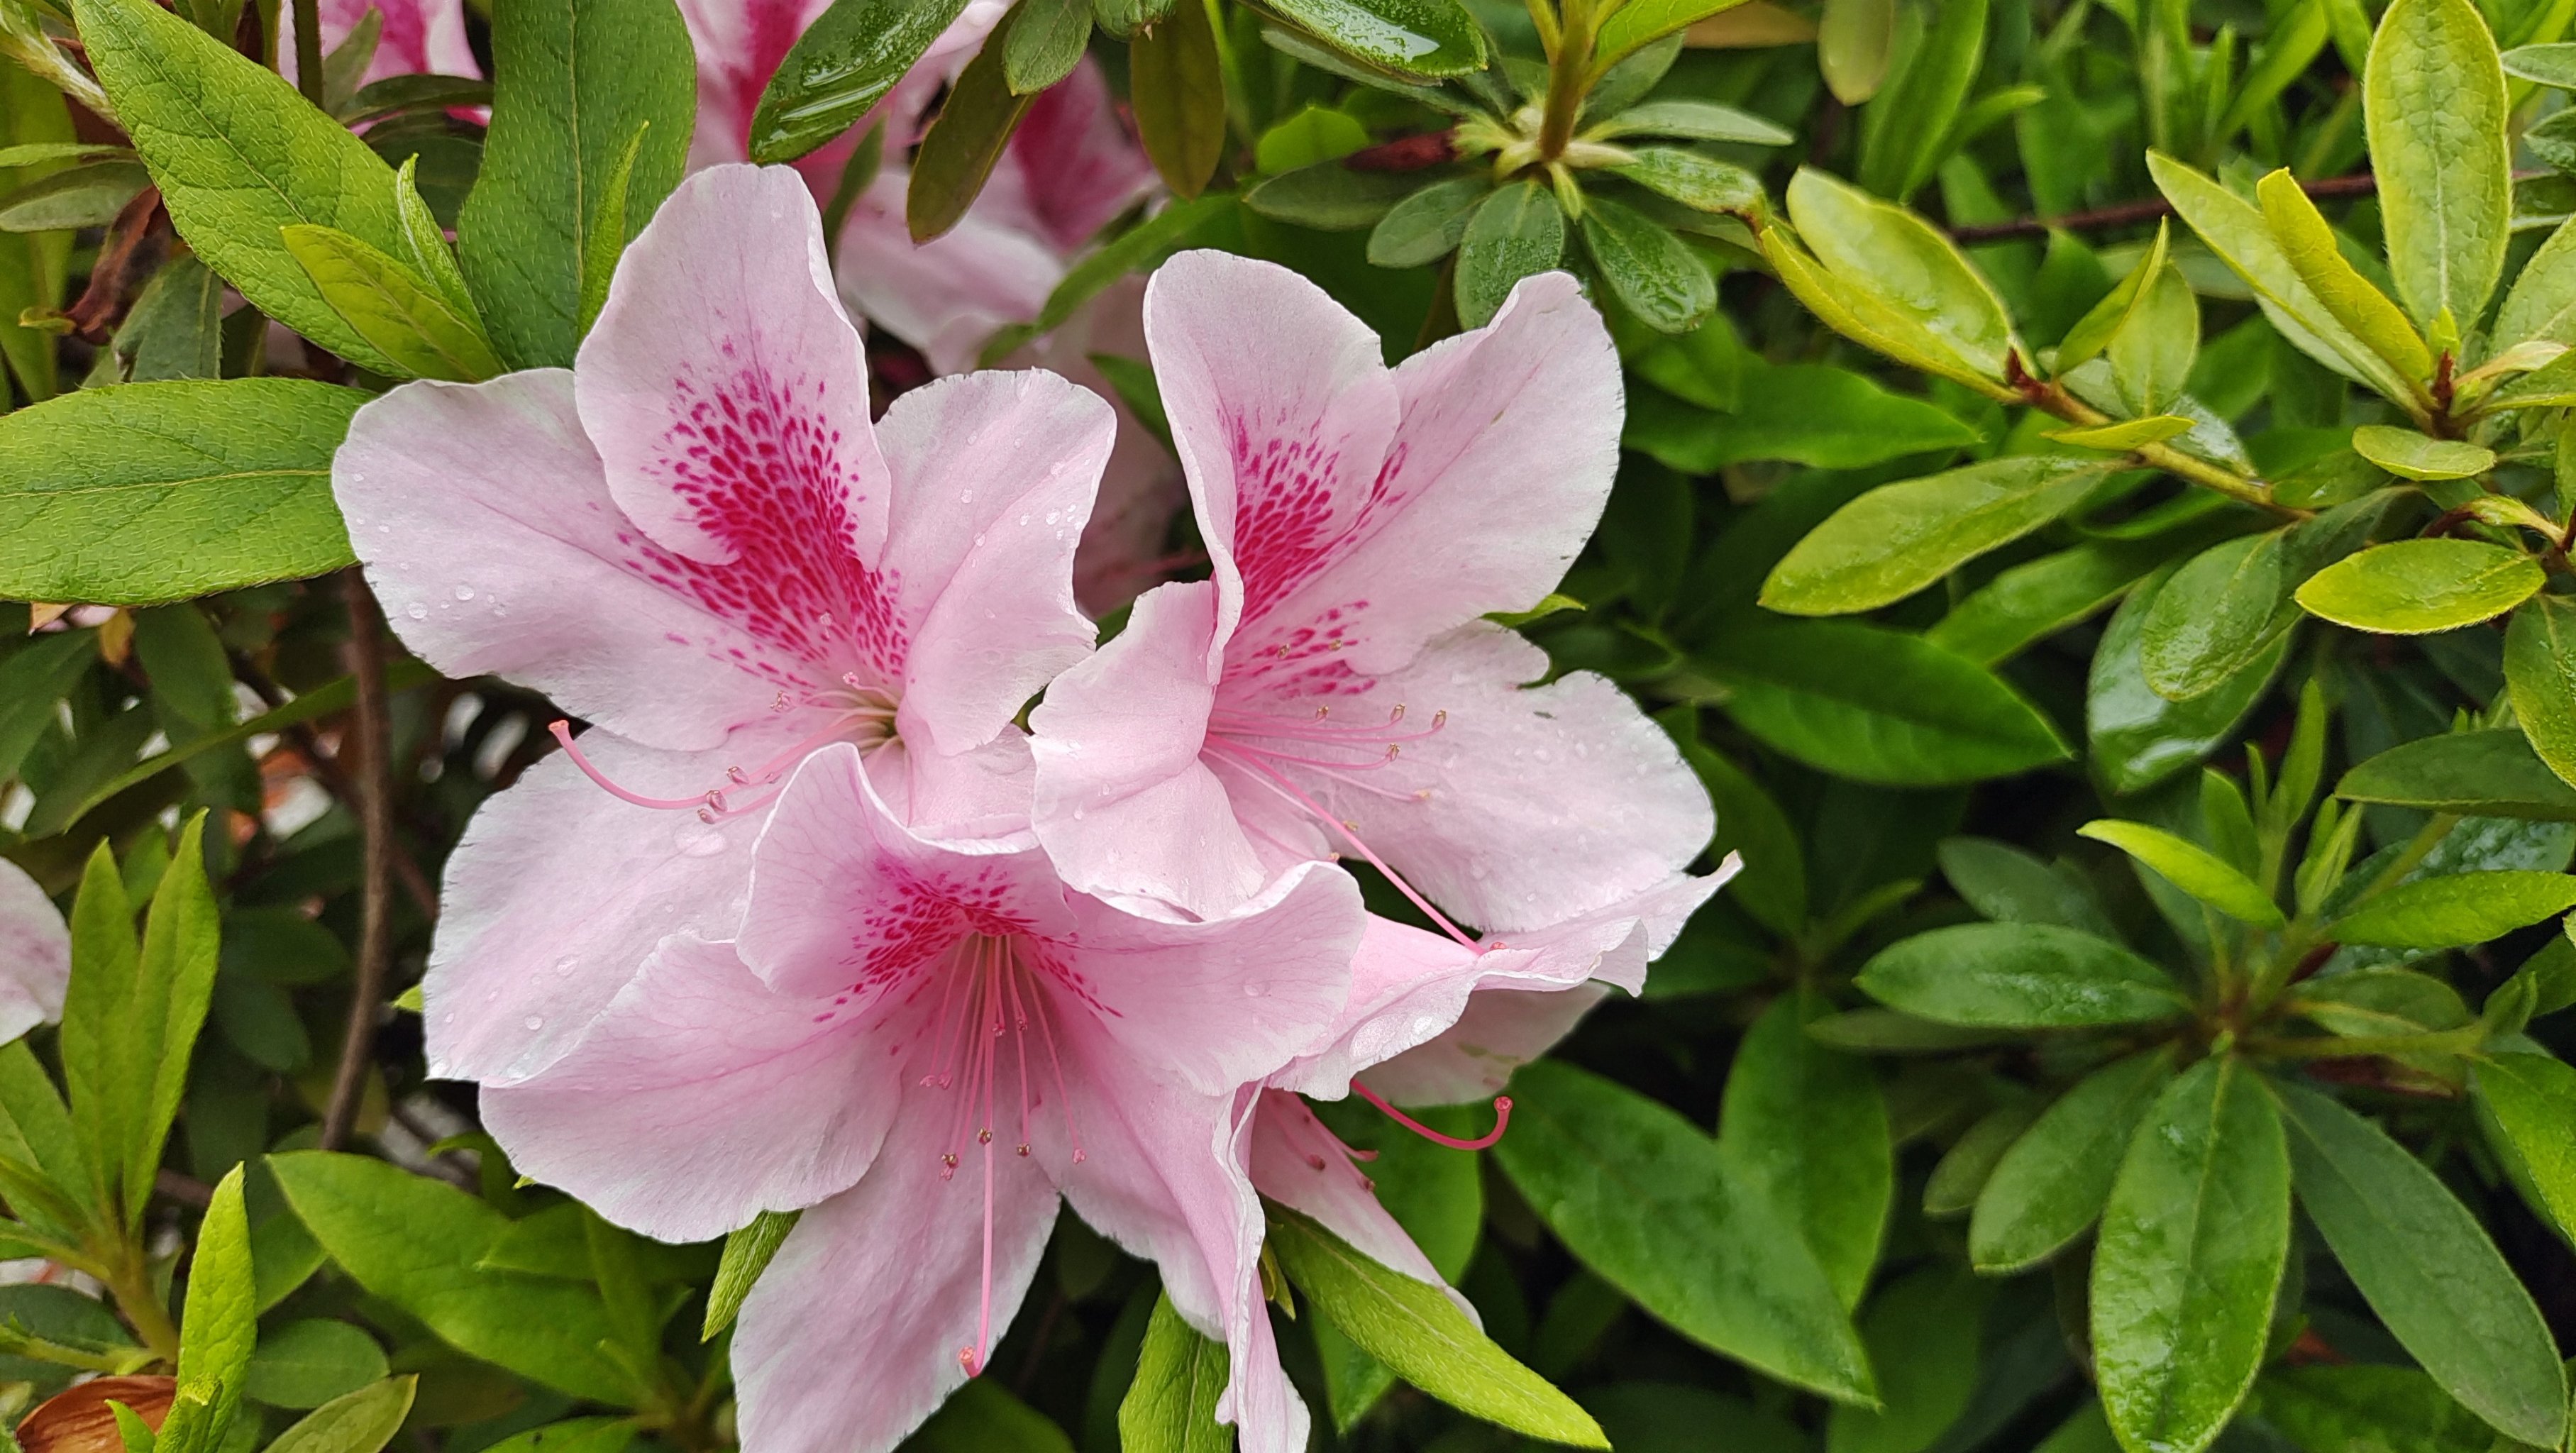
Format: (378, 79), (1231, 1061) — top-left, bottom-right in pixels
(1027, 249), (1715, 938)
(0, 859), (68, 1046)
(478, 743), (1365, 1453)
(280, 0), (478, 89)
(333, 164), (1112, 1085)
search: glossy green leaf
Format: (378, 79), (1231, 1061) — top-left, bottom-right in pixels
(1002, 0), (1090, 94)
(1937, 837), (2117, 937)
(2473, 1051), (2576, 1245)
(1823, 1269), (1984, 1453)
(747, 0), (967, 162)
(1971, 1050), (2179, 1272)
(280, 224), (502, 382)
(1923, 1103), (2038, 1217)
(1581, 196), (1713, 333)
(1933, 533), (2215, 668)
(2507, 596), (2576, 790)
(701, 1209), (796, 1341)
(2057, 221), (2172, 371)
(2492, 214), (2576, 352)
(2365, 0), (2511, 330)
(1454, 181), (1563, 329)
(907, 17), (1036, 240)
(1757, 222), (2010, 397)
(1495, 1061), (1874, 1403)
(1592, 0), (1748, 68)
(1785, 168), (2016, 380)
(1716, 993), (1890, 1310)
(1129, 0), (1222, 201)
(1761, 457), (2112, 617)
(1695, 620), (2070, 785)
(1242, 162), (1415, 230)
(2257, 1364), (2524, 1453)
(165, 1166), (253, 1453)
(2091, 1058), (2288, 1453)
(2278, 1081), (2567, 1447)
(2338, 729), (2576, 819)
(1625, 360), (1980, 473)
(1855, 923), (2187, 1028)
(2328, 870), (2576, 948)
(2047, 415), (2194, 451)
(243, 1320), (388, 1410)
(2256, 168), (2432, 384)
(2138, 531), (2296, 702)
(1365, 176), (1486, 267)
(73, 0), (414, 372)
(1817, 0), (1894, 104)
(1267, 1203), (1606, 1444)
(2291, 966), (2470, 1038)
(0, 159), (147, 231)
(1854, 0), (1986, 200)
(2348, 424), (2494, 480)
(1589, 99), (1793, 145)
(268, 1152), (635, 1403)
(1609, 148), (1764, 215)
(0, 380), (363, 606)
(1117, 1293), (1229, 1453)
(258, 1378), (416, 1453)
(1264, 0), (1486, 77)
(2104, 263), (2199, 416)
(2294, 538), (2538, 634)
(2077, 819), (2283, 927)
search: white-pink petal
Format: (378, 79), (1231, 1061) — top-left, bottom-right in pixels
(0, 861), (67, 1046)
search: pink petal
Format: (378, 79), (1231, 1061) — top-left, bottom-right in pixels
(1006, 62), (1158, 254)
(422, 727), (774, 1085)
(1032, 280), (1191, 617)
(1141, 250), (1400, 643)
(833, 170), (1066, 376)
(676, 0), (834, 166)
(281, 0), (479, 87)
(480, 934), (900, 1241)
(339, 371), (822, 751)
(1029, 580), (1266, 918)
(575, 165), (890, 582)
(1360, 985), (1608, 1106)
(1324, 624), (1713, 934)
(1242, 270), (1622, 675)
(731, 1084), (1058, 1453)
(875, 369), (1110, 760)
(0, 860), (67, 1044)
(739, 744), (1074, 1002)
(1246, 1090), (1447, 1290)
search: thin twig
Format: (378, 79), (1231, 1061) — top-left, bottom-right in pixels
(291, 0), (325, 107)
(321, 570), (394, 1151)
(1949, 172), (2382, 243)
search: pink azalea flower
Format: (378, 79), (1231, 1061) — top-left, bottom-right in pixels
(280, 0), (478, 89)
(0, 860), (68, 1045)
(479, 742), (1365, 1453)
(333, 164), (1112, 1085)
(1027, 250), (1714, 939)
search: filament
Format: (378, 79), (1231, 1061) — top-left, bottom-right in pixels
(1351, 1081), (1512, 1150)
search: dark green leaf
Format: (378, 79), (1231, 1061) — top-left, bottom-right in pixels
(910, 18), (1037, 238)
(1970, 1050), (2178, 1272)
(748, 0), (967, 162)
(0, 160), (147, 231)
(1580, 196), (1713, 333)
(1366, 175), (1486, 267)
(2257, 1364), (2520, 1453)
(1454, 181), (1564, 330)
(2507, 596), (2576, 790)
(1242, 162), (1418, 230)
(1936, 837), (2118, 937)
(2338, 729), (2576, 819)
(1129, 0), (1222, 201)
(2328, 870), (2576, 948)
(1003, 0), (1090, 93)
(1264, 0), (1486, 77)
(1856, 923), (2187, 1028)
(1715, 993), (1890, 1309)
(2472, 1051), (2576, 1245)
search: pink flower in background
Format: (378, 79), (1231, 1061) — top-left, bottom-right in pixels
(1028, 250), (1713, 937)
(480, 743), (1364, 1453)
(333, 165), (1111, 1085)
(280, 0), (478, 88)
(0, 861), (68, 1045)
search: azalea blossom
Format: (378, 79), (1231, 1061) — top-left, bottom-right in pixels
(1028, 250), (1713, 938)
(0, 860), (67, 1045)
(333, 164), (1112, 1085)
(280, 0), (477, 90)
(479, 743), (1364, 1453)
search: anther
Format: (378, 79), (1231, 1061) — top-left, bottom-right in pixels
(1017, 1144), (1031, 1157)
(958, 1347), (980, 1376)
(978, 1128), (993, 1144)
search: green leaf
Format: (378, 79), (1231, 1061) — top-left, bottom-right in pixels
(1924, 1103), (2038, 1217)
(1759, 457), (2111, 616)
(454, 0), (691, 368)
(0, 379), (365, 606)
(1593, 0), (1749, 69)
(243, 1320), (388, 1410)
(1242, 162), (1416, 231)
(1117, 1293), (1229, 1453)
(2509, 597), (2576, 790)
(2046, 415), (2195, 451)
(1588, 99), (1792, 145)
(1817, 0), (1894, 104)
(748, 0), (966, 162)
(1669, 723), (1806, 934)
(910, 1383), (1069, 1453)
(1454, 181), (1564, 330)
(2365, 0), (2511, 331)
(2091, 1058), (2289, 1453)
(1932, 534), (2211, 668)
(2493, 214), (2576, 352)
(2327, 870), (2576, 948)
(279, 224), (502, 382)
(1129, 0), (1222, 201)
(1494, 1061), (1874, 1403)
(2294, 538), (2538, 634)
(1823, 1269), (1985, 1453)
(2338, 729), (2576, 819)
(1365, 176), (1485, 267)
(268, 1152), (635, 1403)
(1607, 148), (1764, 215)
(701, 1209), (795, 1341)
(2472, 1051), (2576, 1246)
(1855, 923), (2188, 1028)
(1624, 360), (1979, 473)
(2255, 168), (2433, 385)
(2144, 152), (2418, 404)
(1854, 0), (1988, 200)
(167, 1166), (253, 1453)
(2257, 1364), (2524, 1453)
(1580, 196), (1713, 333)
(1757, 222), (2008, 398)
(1784, 168), (2016, 379)
(2103, 262), (2198, 416)
(1267, 1203), (1606, 1445)
(0, 160), (147, 231)
(2347, 424), (2493, 480)
(1694, 620), (2070, 785)
(1715, 993), (1890, 1310)
(2277, 1081), (2567, 1447)
(2291, 966), (2469, 1038)
(259, 1378), (417, 1453)
(1937, 837), (2118, 937)
(71, 0), (415, 372)
(2076, 819), (2284, 927)
(2138, 531), (2297, 702)
(1263, 0), (1485, 76)
(908, 17), (1037, 239)
(1003, 0), (1090, 93)
(1970, 1049), (2179, 1272)
(2057, 221), (2172, 372)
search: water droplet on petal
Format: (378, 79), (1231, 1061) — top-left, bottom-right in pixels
(453, 585), (475, 601)
(1242, 980), (1269, 998)
(523, 1015), (543, 1030)
(405, 603), (429, 621)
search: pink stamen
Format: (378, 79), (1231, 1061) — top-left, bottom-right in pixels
(1351, 1081), (1512, 1150)
(548, 722), (722, 810)
(1202, 741), (1480, 950)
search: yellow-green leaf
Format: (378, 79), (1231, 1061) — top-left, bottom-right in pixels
(279, 224), (503, 382)
(2294, 538), (2541, 634)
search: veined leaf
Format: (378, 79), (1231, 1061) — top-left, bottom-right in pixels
(2507, 596), (2576, 790)
(2365, 0), (2511, 331)
(1855, 922), (2189, 1028)
(1761, 456), (2113, 617)
(1784, 168), (2017, 380)
(1117, 1294), (1229, 1453)
(2338, 730), (2576, 819)
(2328, 870), (2576, 948)
(1972, 1049), (2179, 1272)
(2255, 168), (2432, 385)
(2077, 819), (2284, 927)
(280, 224), (502, 382)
